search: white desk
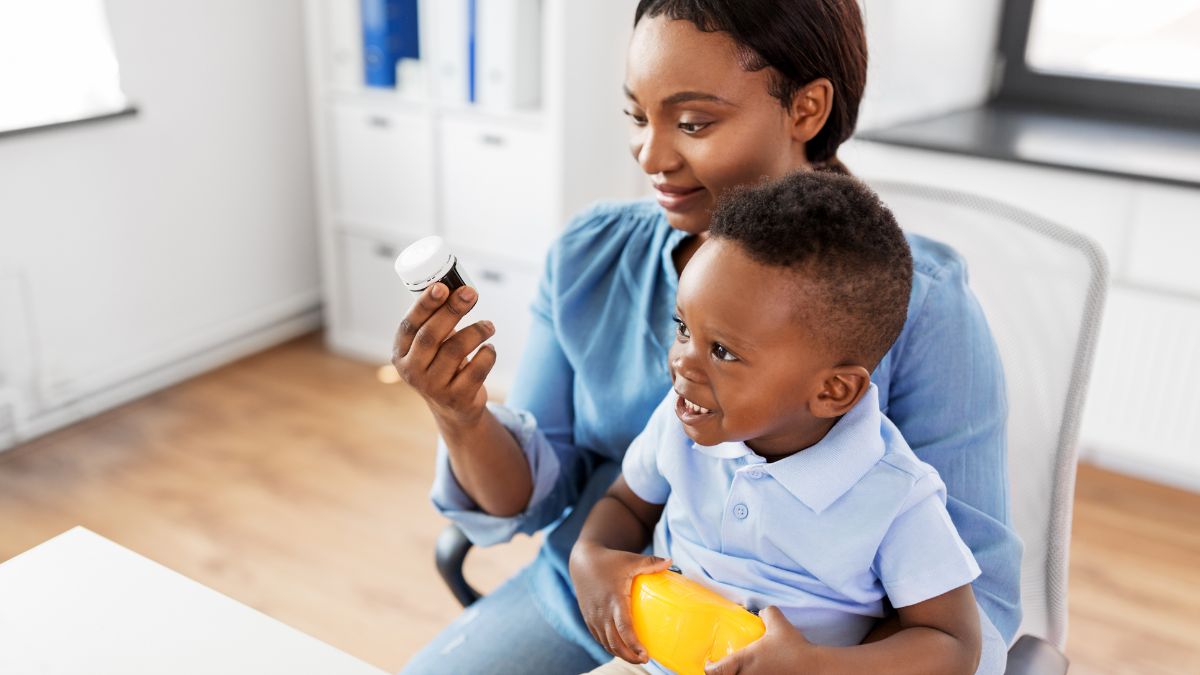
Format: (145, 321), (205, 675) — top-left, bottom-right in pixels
(0, 527), (388, 675)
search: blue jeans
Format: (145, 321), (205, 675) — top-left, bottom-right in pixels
(400, 565), (601, 675)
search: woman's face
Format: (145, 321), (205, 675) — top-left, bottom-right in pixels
(624, 16), (815, 234)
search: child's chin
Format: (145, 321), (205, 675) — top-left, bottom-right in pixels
(680, 423), (722, 447)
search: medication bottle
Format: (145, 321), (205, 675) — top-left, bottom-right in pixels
(393, 236), (473, 294)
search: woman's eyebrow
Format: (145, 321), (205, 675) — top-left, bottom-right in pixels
(622, 85), (737, 107)
(662, 91), (736, 107)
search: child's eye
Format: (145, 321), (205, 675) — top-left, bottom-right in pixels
(623, 109), (648, 127)
(712, 343), (737, 362)
(678, 121), (711, 135)
(672, 315), (690, 339)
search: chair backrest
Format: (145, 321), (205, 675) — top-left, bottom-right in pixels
(865, 180), (1109, 649)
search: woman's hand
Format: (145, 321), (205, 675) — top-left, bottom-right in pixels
(392, 282), (497, 426)
(569, 541), (672, 664)
(704, 606), (820, 675)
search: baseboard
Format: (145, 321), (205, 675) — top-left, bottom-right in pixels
(1080, 445), (1200, 494)
(4, 300), (324, 450)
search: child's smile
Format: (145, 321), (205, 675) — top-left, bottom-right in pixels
(674, 387), (717, 427)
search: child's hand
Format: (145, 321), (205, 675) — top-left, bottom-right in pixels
(704, 606), (818, 675)
(569, 541), (672, 664)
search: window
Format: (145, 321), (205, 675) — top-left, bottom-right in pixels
(0, 0), (131, 135)
(998, 0), (1200, 122)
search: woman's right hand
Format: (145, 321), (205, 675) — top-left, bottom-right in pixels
(569, 541), (672, 664)
(392, 282), (497, 427)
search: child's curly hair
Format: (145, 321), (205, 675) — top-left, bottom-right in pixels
(709, 171), (913, 369)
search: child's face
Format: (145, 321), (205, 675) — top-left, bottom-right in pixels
(670, 239), (839, 459)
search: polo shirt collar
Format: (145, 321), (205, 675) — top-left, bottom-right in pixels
(691, 384), (886, 513)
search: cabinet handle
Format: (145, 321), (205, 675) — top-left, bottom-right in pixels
(480, 268), (504, 283)
(367, 115), (391, 129)
(374, 243), (397, 259)
(480, 133), (505, 147)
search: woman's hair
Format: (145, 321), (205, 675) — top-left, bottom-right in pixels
(634, 0), (867, 174)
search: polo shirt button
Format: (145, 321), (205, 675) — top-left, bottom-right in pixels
(733, 503), (749, 520)
(747, 469), (765, 480)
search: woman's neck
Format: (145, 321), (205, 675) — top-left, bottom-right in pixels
(672, 232), (708, 276)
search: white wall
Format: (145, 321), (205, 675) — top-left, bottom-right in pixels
(0, 0), (320, 445)
(858, 0), (1005, 130)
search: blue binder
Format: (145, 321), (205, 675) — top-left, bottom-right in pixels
(362, 0), (420, 88)
(467, 0), (477, 103)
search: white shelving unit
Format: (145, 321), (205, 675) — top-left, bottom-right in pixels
(302, 0), (642, 392)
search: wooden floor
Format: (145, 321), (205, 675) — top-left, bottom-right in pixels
(1, 334), (1197, 674)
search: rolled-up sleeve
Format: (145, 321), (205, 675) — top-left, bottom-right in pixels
(430, 403), (570, 546)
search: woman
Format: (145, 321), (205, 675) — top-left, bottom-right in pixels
(397, 1), (1020, 673)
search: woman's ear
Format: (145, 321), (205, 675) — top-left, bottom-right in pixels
(787, 77), (834, 144)
(811, 365), (870, 419)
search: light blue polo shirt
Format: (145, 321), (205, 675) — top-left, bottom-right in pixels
(622, 383), (981, 656)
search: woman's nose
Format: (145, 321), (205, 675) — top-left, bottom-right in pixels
(633, 125), (682, 176)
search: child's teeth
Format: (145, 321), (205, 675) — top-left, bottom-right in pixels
(685, 399), (710, 414)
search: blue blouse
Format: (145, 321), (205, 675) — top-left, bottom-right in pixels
(431, 200), (1022, 662)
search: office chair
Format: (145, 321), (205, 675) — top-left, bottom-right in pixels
(435, 181), (1109, 675)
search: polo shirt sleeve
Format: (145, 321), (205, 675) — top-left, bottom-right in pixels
(875, 469), (982, 608)
(620, 393), (676, 505)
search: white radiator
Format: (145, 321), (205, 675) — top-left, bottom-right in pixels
(1079, 285), (1200, 490)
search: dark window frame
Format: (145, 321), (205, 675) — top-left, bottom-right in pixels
(997, 0), (1200, 125)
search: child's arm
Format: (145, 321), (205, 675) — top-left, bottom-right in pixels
(569, 475), (670, 665)
(705, 584), (982, 675)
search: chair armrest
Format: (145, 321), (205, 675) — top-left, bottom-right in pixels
(435, 523), (481, 608)
(1005, 635), (1069, 675)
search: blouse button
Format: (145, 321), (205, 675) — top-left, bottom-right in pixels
(733, 503), (749, 520)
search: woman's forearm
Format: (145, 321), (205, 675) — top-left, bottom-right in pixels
(436, 408), (533, 517)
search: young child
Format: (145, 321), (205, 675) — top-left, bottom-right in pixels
(570, 172), (983, 675)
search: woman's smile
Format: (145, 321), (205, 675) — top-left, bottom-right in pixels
(654, 182), (707, 212)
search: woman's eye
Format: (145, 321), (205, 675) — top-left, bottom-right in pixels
(623, 109), (648, 126)
(672, 316), (690, 339)
(678, 121), (710, 135)
(712, 343), (737, 362)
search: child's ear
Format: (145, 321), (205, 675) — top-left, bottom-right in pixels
(811, 366), (871, 419)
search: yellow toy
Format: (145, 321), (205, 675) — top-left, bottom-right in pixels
(630, 569), (766, 675)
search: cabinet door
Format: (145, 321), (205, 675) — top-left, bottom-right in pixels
(438, 115), (557, 264)
(331, 101), (436, 239)
(1125, 183), (1200, 296)
(337, 232), (415, 361)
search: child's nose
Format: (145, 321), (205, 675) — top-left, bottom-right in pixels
(670, 346), (707, 385)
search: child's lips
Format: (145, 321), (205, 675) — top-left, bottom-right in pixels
(675, 393), (716, 423)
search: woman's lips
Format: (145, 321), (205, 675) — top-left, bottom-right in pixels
(654, 184), (706, 211)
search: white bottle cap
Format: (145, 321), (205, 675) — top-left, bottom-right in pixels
(394, 235), (456, 291)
